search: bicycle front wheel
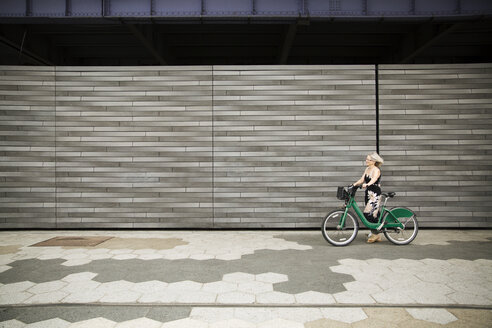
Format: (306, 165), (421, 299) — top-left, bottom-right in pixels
(321, 209), (359, 246)
(383, 207), (418, 245)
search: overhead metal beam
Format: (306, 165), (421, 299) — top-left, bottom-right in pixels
(26, 0), (32, 16)
(66, 0), (72, 16)
(125, 23), (167, 65)
(1, 0), (491, 18)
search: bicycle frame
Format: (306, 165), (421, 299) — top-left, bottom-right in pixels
(340, 191), (404, 230)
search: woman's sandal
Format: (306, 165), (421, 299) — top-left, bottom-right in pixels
(367, 234), (382, 243)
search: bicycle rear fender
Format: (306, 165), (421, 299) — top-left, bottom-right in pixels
(389, 207), (414, 219)
(383, 207), (414, 229)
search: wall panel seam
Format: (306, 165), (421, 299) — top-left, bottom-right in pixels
(212, 65), (215, 228)
(54, 65), (57, 228)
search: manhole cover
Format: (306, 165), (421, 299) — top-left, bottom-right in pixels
(30, 236), (113, 247)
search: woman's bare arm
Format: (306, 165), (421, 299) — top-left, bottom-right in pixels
(354, 170), (367, 186)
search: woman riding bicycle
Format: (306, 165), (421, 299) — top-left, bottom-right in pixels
(353, 152), (384, 243)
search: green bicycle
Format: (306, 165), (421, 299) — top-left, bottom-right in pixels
(321, 185), (418, 246)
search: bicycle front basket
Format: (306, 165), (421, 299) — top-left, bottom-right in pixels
(336, 186), (349, 200)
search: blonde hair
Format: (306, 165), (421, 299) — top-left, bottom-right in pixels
(369, 152), (384, 168)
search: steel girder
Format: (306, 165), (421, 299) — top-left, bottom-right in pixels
(0, 0), (491, 19)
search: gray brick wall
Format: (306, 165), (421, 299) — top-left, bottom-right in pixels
(54, 66), (213, 228)
(213, 66), (376, 228)
(0, 66), (56, 228)
(0, 64), (490, 229)
(379, 64), (492, 228)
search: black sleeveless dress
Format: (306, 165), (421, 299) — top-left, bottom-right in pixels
(363, 172), (382, 224)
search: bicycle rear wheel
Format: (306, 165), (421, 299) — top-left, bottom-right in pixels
(321, 209), (359, 246)
(383, 207), (418, 245)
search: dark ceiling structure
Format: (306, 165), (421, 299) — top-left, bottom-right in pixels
(0, 0), (491, 66)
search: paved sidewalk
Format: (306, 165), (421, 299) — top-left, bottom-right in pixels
(0, 230), (491, 327)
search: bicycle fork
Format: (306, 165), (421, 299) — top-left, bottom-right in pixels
(338, 206), (351, 229)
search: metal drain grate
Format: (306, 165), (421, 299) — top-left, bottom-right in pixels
(30, 236), (113, 247)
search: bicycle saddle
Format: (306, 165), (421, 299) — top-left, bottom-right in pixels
(383, 192), (396, 198)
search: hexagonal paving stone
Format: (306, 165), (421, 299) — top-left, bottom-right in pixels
(363, 307), (412, 324)
(406, 308), (458, 325)
(109, 249), (133, 255)
(447, 291), (492, 305)
(114, 318), (162, 328)
(305, 318), (351, 328)
(190, 307), (235, 323)
(133, 249), (156, 255)
(352, 318), (402, 328)
(88, 254), (113, 261)
(333, 291), (376, 304)
(131, 281), (168, 293)
(100, 290), (141, 303)
(161, 318), (208, 328)
(176, 291), (217, 303)
(24, 291), (69, 304)
(257, 318), (303, 328)
(61, 290), (106, 303)
(329, 265), (361, 276)
(137, 254), (163, 260)
(343, 281), (382, 294)
(0, 292), (33, 305)
(295, 291), (336, 304)
(256, 291), (295, 304)
(86, 249), (110, 255)
(37, 254), (60, 261)
(96, 281), (134, 294)
(447, 308), (492, 327)
(222, 273), (255, 284)
(153, 290), (183, 303)
(202, 281), (237, 294)
(28, 281), (67, 295)
(210, 319), (255, 328)
(403, 282), (455, 305)
(137, 291), (170, 303)
(376, 275), (422, 291)
(255, 273), (288, 284)
(276, 308), (324, 323)
(167, 281), (203, 291)
(215, 253), (242, 261)
(61, 259), (92, 267)
(237, 281), (273, 294)
(70, 317), (117, 328)
(62, 281), (101, 294)
(62, 253), (89, 260)
(371, 289), (416, 304)
(217, 292), (255, 304)
(0, 319), (26, 328)
(320, 308), (368, 324)
(233, 308), (278, 324)
(61, 272), (98, 283)
(338, 259), (369, 267)
(113, 254), (138, 260)
(0, 281), (35, 294)
(161, 252), (187, 260)
(25, 318), (70, 328)
(264, 244), (291, 251)
(447, 281), (491, 296)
